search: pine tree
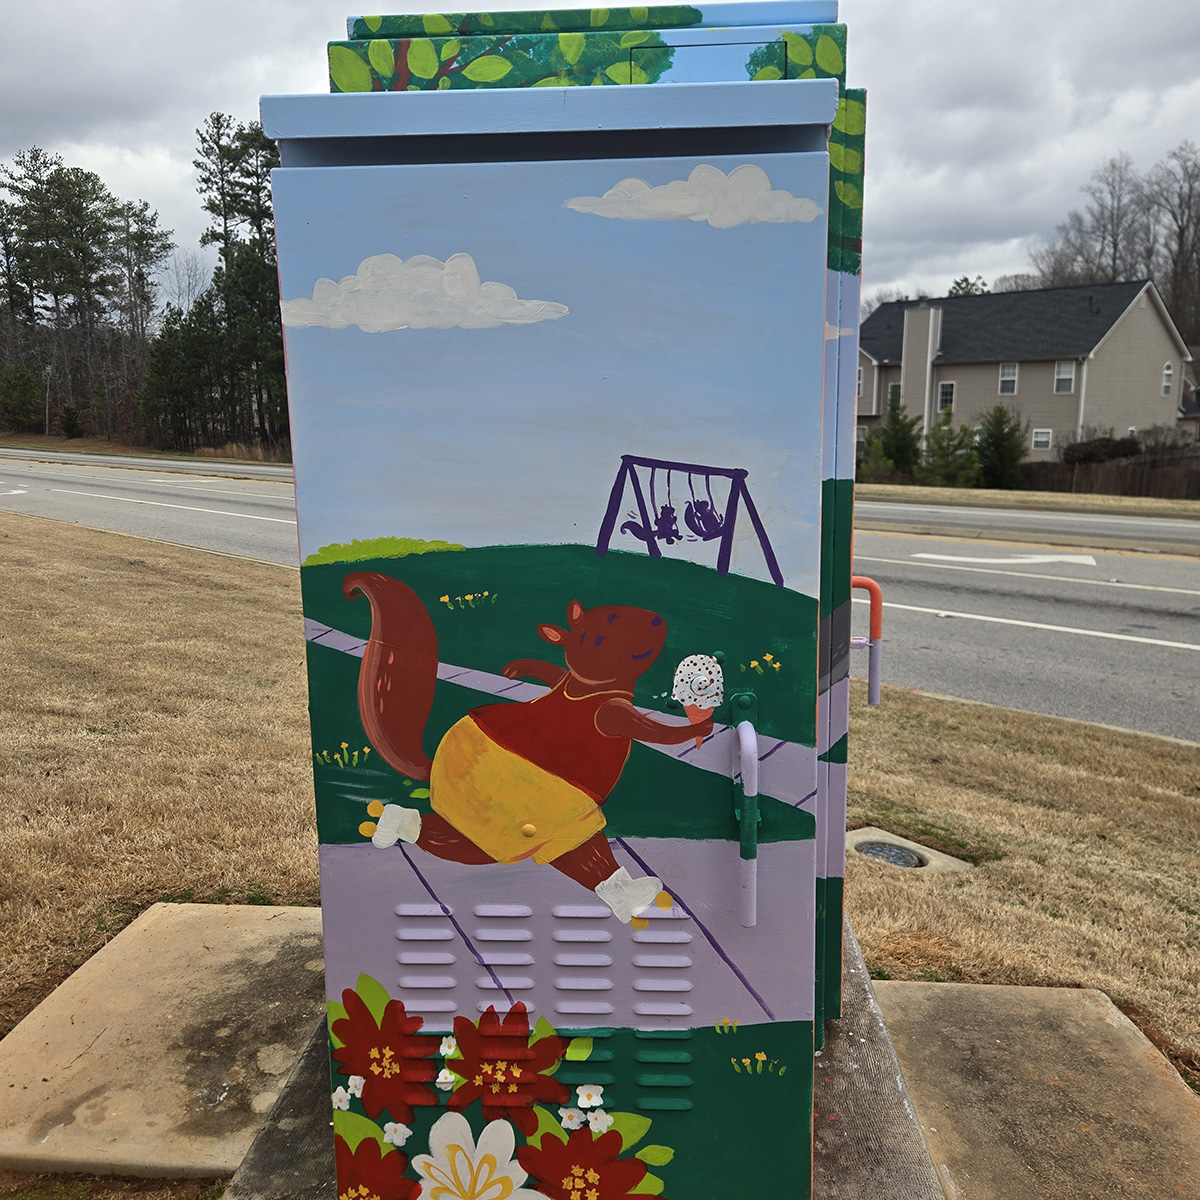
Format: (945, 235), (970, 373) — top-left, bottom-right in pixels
(975, 405), (1027, 489)
(918, 413), (979, 487)
(878, 388), (922, 478)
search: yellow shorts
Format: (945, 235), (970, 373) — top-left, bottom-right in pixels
(430, 716), (606, 864)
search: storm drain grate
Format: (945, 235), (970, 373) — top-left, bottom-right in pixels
(855, 841), (925, 869)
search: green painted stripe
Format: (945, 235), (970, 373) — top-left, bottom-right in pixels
(634, 1073), (694, 1087)
(823, 874), (844, 1018)
(633, 1028), (693, 1040)
(634, 1049), (693, 1063)
(636, 1097), (695, 1111)
(818, 733), (847, 764)
(556, 1070), (616, 1085)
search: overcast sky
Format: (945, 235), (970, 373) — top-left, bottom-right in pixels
(1, 0), (1197, 301)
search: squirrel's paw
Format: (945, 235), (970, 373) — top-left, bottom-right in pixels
(596, 867), (664, 924)
(361, 803), (422, 848)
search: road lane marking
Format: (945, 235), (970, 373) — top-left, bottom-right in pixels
(854, 555), (1200, 598)
(858, 501), (1194, 529)
(144, 480), (288, 499)
(853, 597), (1200, 652)
(0, 487), (28, 495)
(913, 552), (1097, 566)
(50, 489), (297, 524)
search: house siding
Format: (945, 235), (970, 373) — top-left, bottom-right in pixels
(1082, 292), (1185, 436)
(856, 353), (898, 421)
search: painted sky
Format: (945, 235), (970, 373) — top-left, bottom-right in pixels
(2, 0), (1197, 299)
(274, 152), (829, 587)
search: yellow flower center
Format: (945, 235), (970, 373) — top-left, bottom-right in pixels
(425, 1144), (514, 1200)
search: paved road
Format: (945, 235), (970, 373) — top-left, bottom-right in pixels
(852, 530), (1200, 742)
(2, 451), (1196, 740)
(0, 446), (291, 481)
(856, 499), (1200, 553)
(0, 453), (298, 565)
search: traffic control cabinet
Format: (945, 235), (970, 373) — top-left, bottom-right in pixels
(262, 5), (864, 1196)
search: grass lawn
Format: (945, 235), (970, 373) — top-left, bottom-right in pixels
(0, 434), (288, 464)
(856, 481), (1200, 521)
(0, 511), (1197, 1195)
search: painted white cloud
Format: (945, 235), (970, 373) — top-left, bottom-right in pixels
(565, 164), (821, 229)
(280, 252), (569, 332)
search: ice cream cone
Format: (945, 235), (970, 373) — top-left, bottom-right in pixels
(684, 703), (712, 749)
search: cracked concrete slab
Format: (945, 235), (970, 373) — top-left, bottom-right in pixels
(0, 903), (325, 1177)
(875, 982), (1200, 1199)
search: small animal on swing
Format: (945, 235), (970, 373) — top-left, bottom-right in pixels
(344, 574), (712, 922)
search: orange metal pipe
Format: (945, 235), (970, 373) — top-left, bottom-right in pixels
(851, 575), (883, 640)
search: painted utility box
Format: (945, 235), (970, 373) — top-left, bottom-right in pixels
(262, 6), (863, 1196)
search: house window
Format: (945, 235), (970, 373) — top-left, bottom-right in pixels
(888, 382), (901, 403)
(1054, 361), (1075, 394)
(856, 425), (868, 442)
(1128, 426), (1137, 437)
(857, 366), (863, 398)
(1162, 362), (1173, 397)
(999, 362), (1018, 394)
(1032, 429), (1053, 451)
(938, 381), (956, 412)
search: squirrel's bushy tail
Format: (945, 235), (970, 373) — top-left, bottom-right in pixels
(342, 572), (438, 782)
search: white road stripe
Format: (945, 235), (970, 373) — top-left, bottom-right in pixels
(50, 488), (297, 524)
(854, 555), (1200, 598)
(853, 597), (1200, 652)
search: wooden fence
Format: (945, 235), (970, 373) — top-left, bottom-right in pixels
(1019, 453), (1200, 500)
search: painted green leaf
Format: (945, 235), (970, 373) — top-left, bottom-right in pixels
(410, 787), (431, 799)
(363, 16), (383, 32)
(368, 39), (396, 77)
(438, 76), (452, 88)
(542, 13), (559, 29)
(333, 1110), (392, 1153)
(591, 8), (611, 27)
(327, 1000), (348, 1048)
(753, 65), (783, 81)
(621, 30), (651, 47)
(329, 46), (373, 93)
(630, 1173), (665, 1195)
(533, 75), (570, 86)
(608, 1111), (653, 1150)
(605, 61), (648, 85)
(355, 973), (392, 1025)
(530, 1014), (561, 1046)
(441, 39), (461, 60)
(559, 31), (586, 63)
(782, 31), (812, 67)
(461, 54), (513, 82)
(834, 98), (867, 135)
(635, 1145), (675, 1166)
(423, 13), (455, 34)
(479, 11), (494, 24)
(408, 38), (440, 79)
(631, 6), (648, 19)
(566, 1037), (593, 1061)
(828, 144), (862, 175)
(526, 1105), (570, 1147)
(796, 66), (816, 79)
(834, 181), (863, 209)
(815, 34), (844, 76)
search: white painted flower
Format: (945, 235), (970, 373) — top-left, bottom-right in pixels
(383, 1121), (411, 1147)
(440, 1035), (458, 1057)
(558, 1106), (586, 1129)
(436, 1067), (458, 1091)
(412, 1111), (542, 1200)
(331, 1086), (351, 1111)
(587, 1108), (614, 1134)
(346, 1075), (365, 1098)
(576, 1084), (604, 1109)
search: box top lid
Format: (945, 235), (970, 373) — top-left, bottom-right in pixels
(346, 2), (839, 39)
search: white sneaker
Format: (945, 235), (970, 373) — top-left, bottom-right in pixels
(372, 805), (422, 848)
(595, 866), (663, 923)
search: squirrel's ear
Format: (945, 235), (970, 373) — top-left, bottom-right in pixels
(539, 624), (568, 645)
(567, 599), (584, 627)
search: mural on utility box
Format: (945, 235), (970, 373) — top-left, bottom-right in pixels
(275, 129), (830, 1195)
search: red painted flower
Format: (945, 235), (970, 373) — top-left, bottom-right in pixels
(517, 1128), (654, 1200)
(334, 1134), (421, 1200)
(332, 989), (440, 1122)
(447, 1002), (568, 1135)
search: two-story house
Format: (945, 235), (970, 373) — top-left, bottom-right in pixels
(857, 281), (1193, 459)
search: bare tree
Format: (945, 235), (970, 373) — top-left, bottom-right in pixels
(162, 248), (210, 315)
(861, 284), (909, 319)
(1144, 141), (1200, 347)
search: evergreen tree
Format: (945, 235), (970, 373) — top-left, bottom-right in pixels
(918, 413), (979, 488)
(975, 405), (1027, 489)
(878, 388), (922, 478)
(0, 361), (41, 431)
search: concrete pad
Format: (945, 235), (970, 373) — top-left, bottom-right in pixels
(0, 903), (325, 1177)
(847, 826), (971, 874)
(875, 981), (1200, 1200)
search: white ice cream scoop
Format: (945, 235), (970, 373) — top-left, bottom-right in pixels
(672, 654), (724, 747)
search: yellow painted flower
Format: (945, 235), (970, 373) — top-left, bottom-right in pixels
(440, 595), (450, 603)
(755, 1051), (767, 1061)
(763, 653), (774, 661)
(749, 660), (759, 669)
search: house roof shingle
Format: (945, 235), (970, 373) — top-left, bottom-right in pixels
(860, 280), (1151, 366)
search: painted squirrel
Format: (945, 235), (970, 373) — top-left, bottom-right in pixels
(344, 572), (713, 921)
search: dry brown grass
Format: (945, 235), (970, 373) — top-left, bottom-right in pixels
(856, 481), (1200, 520)
(0, 1171), (221, 1199)
(3, 510), (1198, 1102)
(0, 512), (315, 1037)
(846, 681), (1200, 1088)
(0, 434), (290, 465)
